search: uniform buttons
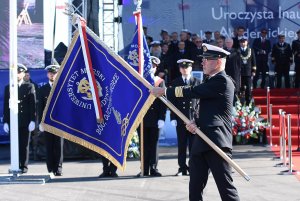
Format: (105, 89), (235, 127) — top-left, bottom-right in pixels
(183, 107), (185, 109)
(190, 101), (192, 104)
(183, 102), (185, 104)
(190, 107), (192, 109)
(20, 111), (23, 113)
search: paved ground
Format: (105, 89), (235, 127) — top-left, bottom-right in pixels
(0, 144), (300, 201)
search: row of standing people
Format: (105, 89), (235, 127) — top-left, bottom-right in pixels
(2, 64), (63, 175)
(146, 27), (300, 105)
(2, 64), (116, 177)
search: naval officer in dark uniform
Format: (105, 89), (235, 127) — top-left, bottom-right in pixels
(169, 59), (200, 176)
(3, 64), (36, 173)
(138, 56), (166, 177)
(38, 65), (64, 176)
(150, 44), (240, 201)
(252, 28), (271, 89)
(271, 34), (293, 88)
(238, 37), (256, 105)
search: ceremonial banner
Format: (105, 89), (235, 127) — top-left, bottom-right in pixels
(127, 25), (153, 85)
(42, 28), (155, 170)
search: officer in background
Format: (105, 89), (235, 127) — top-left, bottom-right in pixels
(252, 28), (272, 89)
(169, 59), (200, 176)
(203, 31), (214, 44)
(232, 26), (246, 49)
(38, 65), (63, 176)
(3, 64), (36, 173)
(224, 38), (241, 103)
(271, 34), (293, 88)
(238, 37), (256, 105)
(150, 44), (240, 201)
(138, 56), (166, 177)
(292, 30), (300, 87)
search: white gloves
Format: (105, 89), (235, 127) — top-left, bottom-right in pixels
(157, 120), (165, 129)
(28, 121), (35, 132)
(39, 123), (44, 132)
(170, 120), (177, 127)
(3, 123), (9, 133)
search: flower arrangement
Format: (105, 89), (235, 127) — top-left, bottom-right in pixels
(127, 131), (140, 158)
(232, 98), (267, 143)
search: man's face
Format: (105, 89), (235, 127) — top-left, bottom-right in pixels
(240, 40), (248, 48)
(179, 66), (192, 76)
(180, 32), (187, 41)
(24, 72), (30, 82)
(279, 37), (285, 43)
(17, 71), (25, 82)
(217, 39), (224, 48)
(171, 32), (178, 41)
(194, 39), (203, 47)
(260, 30), (267, 38)
(205, 33), (212, 40)
(178, 42), (185, 50)
(47, 72), (57, 82)
(225, 40), (233, 49)
(202, 58), (218, 75)
(214, 31), (220, 39)
(237, 28), (245, 37)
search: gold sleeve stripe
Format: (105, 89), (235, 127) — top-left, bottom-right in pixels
(175, 86), (184, 97)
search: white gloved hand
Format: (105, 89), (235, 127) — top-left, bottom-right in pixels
(157, 120), (165, 129)
(39, 123), (44, 132)
(3, 123), (9, 133)
(28, 121), (35, 132)
(170, 120), (177, 127)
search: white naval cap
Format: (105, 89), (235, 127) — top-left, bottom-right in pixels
(201, 43), (230, 58)
(45, 64), (60, 73)
(177, 59), (194, 68)
(17, 63), (28, 72)
(150, 56), (161, 65)
(150, 41), (161, 46)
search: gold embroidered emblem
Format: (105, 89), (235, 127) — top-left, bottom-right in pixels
(121, 113), (129, 136)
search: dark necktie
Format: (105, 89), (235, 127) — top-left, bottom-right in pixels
(184, 78), (188, 85)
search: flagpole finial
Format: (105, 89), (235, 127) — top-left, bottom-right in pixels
(134, 0), (142, 11)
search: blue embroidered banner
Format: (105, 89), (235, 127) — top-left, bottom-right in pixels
(42, 29), (155, 170)
(127, 25), (153, 85)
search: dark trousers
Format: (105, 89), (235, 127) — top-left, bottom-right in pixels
(102, 157), (117, 174)
(241, 76), (252, 105)
(295, 62), (300, 88)
(253, 55), (268, 88)
(142, 126), (159, 175)
(45, 132), (63, 173)
(19, 127), (30, 169)
(189, 149), (240, 201)
(276, 64), (290, 88)
(176, 124), (194, 171)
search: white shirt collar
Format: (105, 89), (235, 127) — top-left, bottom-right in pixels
(182, 75), (191, 82)
(18, 80), (24, 87)
(49, 81), (53, 87)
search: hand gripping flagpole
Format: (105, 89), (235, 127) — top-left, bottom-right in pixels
(75, 15), (104, 123)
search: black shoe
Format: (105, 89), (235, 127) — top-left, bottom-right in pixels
(54, 172), (63, 176)
(175, 170), (187, 176)
(98, 172), (110, 178)
(150, 169), (162, 177)
(110, 172), (118, 177)
(136, 172), (149, 177)
(21, 167), (28, 174)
